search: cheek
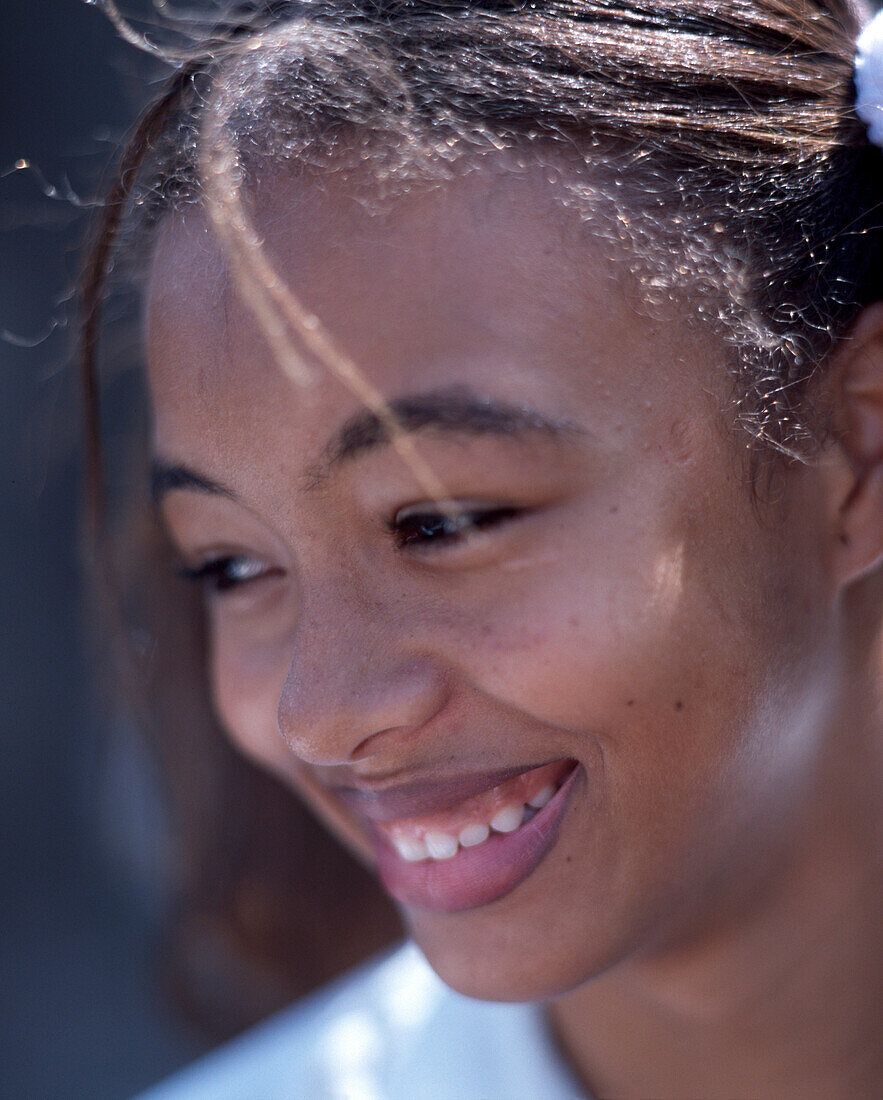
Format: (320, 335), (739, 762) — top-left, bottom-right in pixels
(451, 531), (730, 724)
(451, 488), (823, 816)
(209, 622), (292, 775)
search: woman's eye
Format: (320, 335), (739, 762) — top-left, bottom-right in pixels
(179, 555), (270, 594)
(389, 505), (521, 551)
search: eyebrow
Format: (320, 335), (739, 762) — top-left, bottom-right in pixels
(305, 385), (585, 487)
(150, 462), (236, 504)
(151, 385), (586, 503)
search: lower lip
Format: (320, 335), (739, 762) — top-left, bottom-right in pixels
(372, 765), (582, 913)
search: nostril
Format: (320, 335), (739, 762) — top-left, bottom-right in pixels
(349, 724), (419, 763)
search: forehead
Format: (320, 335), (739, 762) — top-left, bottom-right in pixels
(145, 160), (718, 481)
(147, 160), (603, 357)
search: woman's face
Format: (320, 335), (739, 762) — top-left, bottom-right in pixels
(147, 161), (837, 1001)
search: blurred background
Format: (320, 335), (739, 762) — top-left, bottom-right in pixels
(1, 3), (211, 1096)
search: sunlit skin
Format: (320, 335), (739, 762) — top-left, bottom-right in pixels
(146, 160), (883, 1098)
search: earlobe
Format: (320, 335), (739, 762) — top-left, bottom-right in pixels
(826, 302), (883, 587)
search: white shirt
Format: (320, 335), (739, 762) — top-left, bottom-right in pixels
(135, 942), (590, 1099)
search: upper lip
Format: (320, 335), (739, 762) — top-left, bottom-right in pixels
(331, 760), (572, 823)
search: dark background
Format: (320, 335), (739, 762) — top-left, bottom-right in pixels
(1, 3), (210, 1097)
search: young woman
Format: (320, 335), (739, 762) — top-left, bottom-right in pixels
(83, 2), (883, 1096)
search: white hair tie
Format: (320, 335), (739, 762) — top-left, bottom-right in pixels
(856, 11), (883, 148)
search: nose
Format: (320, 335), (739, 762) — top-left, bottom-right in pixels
(276, 580), (448, 767)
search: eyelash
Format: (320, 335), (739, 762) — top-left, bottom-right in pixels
(388, 505), (521, 550)
(179, 506), (521, 595)
(179, 556), (270, 594)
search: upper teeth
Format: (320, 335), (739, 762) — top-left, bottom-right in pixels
(458, 822), (490, 848)
(528, 785), (555, 809)
(424, 832), (458, 860)
(394, 836), (432, 863)
(389, 784), (559, 863)
(489, 804), (524, 833)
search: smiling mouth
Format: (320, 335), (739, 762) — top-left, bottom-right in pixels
(375, 759), (575, 860)
(354, 759), (581, 913)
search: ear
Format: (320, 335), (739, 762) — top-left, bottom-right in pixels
(824, 301), (883, 588)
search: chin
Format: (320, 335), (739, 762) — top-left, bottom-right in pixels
(401, 883), (630, 1004)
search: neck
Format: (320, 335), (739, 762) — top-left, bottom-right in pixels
(547, 655), (883, 1100)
